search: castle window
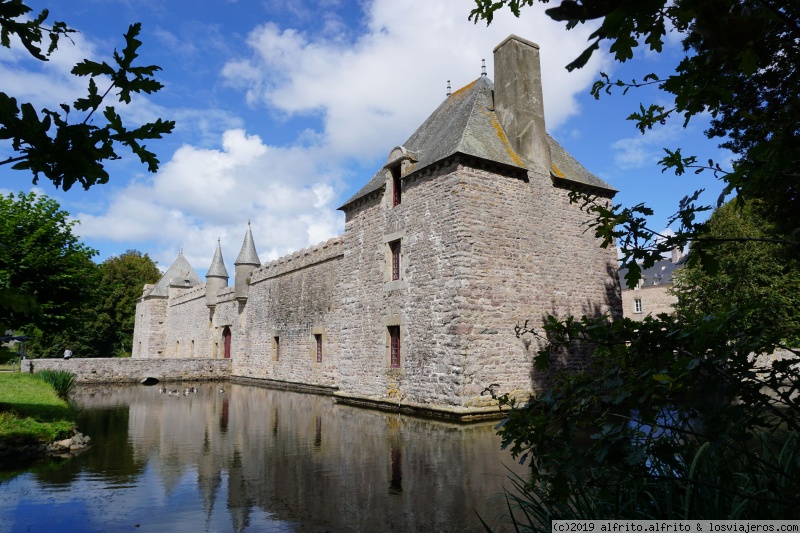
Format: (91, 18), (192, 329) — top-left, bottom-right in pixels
(388, 326), (401, 368)
(389, 240), (401, 281)
(273, 336), (280, 361)
(634, 298), (643, 314)
(315, 334), (323, 363)
(391, 165), (401, 206)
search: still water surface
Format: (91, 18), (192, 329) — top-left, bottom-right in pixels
(0, 382), (527, 532)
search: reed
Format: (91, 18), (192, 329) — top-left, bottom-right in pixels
(35, 370), (76, 400)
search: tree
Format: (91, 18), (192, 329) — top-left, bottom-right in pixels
(95, 250), (160, 356)
(673, 199), (800, 346)
(0, 191), (98, 334)
(0, 0), (175, 191)
(25, 250), (160, 358)
(469, 0), (800, 523)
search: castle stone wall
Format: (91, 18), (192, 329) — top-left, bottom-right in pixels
(337, 160), (620, 408)
(31, 358), (230, 383)
(164, 284), (214, 358)
(455, 165), (620, 403)
(133, 296), (167, 358)
(233, 237), (343, 388)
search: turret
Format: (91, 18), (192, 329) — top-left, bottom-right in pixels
(234, 222), (260, 302)
(493, 35), (552, 177)
(206, 239), (229, 308)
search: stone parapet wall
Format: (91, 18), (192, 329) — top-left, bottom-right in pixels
(251, 237), (344, 284)
(30, 358), (230, 383)
(233, 246), (343, 388)
(164, 289), (215, 358)
(171, 283), (207, 305)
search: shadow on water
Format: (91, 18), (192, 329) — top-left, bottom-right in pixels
(0, 382), (528, 532)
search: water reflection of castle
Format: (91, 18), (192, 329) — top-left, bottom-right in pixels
(72, 384), (527, 532)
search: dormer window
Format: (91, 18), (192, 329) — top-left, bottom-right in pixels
(384, 146), (416, 208)
(391, 164), (401, 206)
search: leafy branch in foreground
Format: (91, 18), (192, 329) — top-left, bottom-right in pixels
(0, 0), (74, 60)
(0, 3), (174, 190)
(568, 190), (799, 289)
(493, 312), (800, 521)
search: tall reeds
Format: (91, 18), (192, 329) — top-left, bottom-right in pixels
(36, 370), (76, 400)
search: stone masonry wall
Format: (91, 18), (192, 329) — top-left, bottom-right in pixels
(132, 296), (167, 358)
(455, 164), (620, 404)
(164, 284), (214, 358)
(337, 159), (620, 408)
(336, 162), (489, 406)
(212, 288), (240, 360)
(31, 358), (230, 383)
(621, 285), (677, 321)
(233, 237), (343, 389)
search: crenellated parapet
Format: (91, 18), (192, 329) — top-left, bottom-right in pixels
(251, 236), (344, 284)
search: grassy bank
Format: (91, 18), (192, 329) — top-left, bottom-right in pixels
(0, 373), (76, 446)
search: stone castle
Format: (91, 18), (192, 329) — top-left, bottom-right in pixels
(132, 35), (621, 418)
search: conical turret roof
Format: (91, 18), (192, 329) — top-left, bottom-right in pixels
(234, 223), (260, 266)
(206, 239), (229, 279)
(144, 251), (202, 297)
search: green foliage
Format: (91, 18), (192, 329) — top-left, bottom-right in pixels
(674, 200), (800, 346)
(491, 314), (800, 522)
(0, 372), (76, 444)
(24, 250), (160, 358)
(0, 192), (98, 335)
(485, 434), (800, 531)
(0, 2), (174, 191)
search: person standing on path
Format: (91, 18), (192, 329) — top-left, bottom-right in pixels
(63, 347), (72, 360)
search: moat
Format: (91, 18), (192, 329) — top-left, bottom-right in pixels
(0, 382), (527, 532)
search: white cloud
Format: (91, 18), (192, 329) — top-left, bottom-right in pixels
(75, 129), (346, 270)
(223, 0), (606, 162)
(611, 122), (684, 170)
(73, 0), (613, 272)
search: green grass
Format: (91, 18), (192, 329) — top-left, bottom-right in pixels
(0, 373), (76, 445)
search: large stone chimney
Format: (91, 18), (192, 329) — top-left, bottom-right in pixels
(493, 35), (551, 177)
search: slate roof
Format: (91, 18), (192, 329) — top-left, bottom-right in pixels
(145, 253), (202, 298)
(618, 258), (683, 291)
(340, 76), (614, 210)
(207, 239), (229, 278)
(234, 225), (260, 266)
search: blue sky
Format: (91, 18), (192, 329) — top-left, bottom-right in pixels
(0, 0), (729, 275)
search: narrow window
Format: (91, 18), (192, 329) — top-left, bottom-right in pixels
(634, 298), (643, 314)
(389, 326), (401, 368)
(273, 336), (280, 360)
(315, 334), (323, 363)
(391, 165), (401, 206)
(389, 240), (401, 281)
